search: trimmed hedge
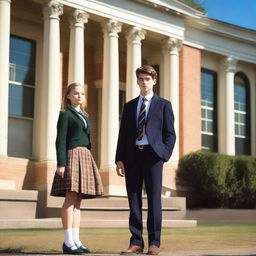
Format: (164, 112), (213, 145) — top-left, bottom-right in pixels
(176, 151), (256, 209)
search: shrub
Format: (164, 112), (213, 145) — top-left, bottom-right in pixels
(176, 151), (256, 209)
(231, 156), (256, 208)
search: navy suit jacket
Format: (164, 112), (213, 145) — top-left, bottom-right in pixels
(115, 93), (176, 170)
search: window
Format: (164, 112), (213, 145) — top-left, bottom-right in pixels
(201, 69), (217, 151)
(8, 35), (36, 158)
(234, 73), (250, 155)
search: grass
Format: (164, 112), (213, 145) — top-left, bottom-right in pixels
(0, 223), (256, 253)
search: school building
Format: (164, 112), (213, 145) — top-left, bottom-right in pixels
(0, 0), (255, 216)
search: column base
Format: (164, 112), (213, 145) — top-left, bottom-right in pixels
(162, 161), (178, 196)
(100, 166), (127, 196)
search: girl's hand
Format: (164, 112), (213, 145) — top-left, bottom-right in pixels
(56, 166), (65, 178)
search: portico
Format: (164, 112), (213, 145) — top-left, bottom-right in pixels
(0, 0), (255, 206)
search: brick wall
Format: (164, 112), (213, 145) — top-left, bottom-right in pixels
(179, 45), (201, 156)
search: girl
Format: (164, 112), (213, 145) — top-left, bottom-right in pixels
(51, 82), (103, 254)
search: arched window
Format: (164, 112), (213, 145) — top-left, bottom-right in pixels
(234, 73), (250, 155)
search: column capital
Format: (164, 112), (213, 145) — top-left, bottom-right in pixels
(221, 56), (238, 73)
(126, 27), (146, 43)
(102, 19), (122, 36)
(162, 37), (182, 53)
(69, 9), (89, 28)
(43, 0), (63, 20)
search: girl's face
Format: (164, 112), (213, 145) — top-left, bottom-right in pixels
(67, 85), (85, 107)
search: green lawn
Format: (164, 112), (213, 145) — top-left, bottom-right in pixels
(0, 223), (256, 253)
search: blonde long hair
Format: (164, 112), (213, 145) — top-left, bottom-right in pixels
(62, 82), (88, 115)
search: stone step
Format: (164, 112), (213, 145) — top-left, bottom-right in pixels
(46, 207), (186, 220)
(48, 195), (186, 210)
(0, 218), (197, 229)
(0, 189), (38, 219)
(0, 189), (187, 221)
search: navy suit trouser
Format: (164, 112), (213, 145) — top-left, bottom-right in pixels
(125, 147), (163, 248)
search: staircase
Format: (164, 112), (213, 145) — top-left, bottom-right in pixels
(0, 189), (197, 229)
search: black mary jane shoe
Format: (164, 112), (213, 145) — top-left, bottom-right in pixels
(62, 243), (84, 254)
(77, 245), (91, 253)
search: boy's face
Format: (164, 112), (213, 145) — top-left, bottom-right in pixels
(137, 73), (156, 96)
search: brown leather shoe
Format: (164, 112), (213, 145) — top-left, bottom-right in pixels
(120, 245), (144, 254)
(147, 245), (160, 255)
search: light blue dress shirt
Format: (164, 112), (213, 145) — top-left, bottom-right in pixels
(136, 92), (154, 145)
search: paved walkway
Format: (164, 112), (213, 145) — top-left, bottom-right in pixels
(1, 248), (256, 256)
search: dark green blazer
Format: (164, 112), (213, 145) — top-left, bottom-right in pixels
(55, 107), (91, 166)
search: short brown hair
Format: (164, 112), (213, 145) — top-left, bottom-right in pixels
(136, 65), (157, 81)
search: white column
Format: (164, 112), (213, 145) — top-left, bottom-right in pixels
(0, 0), (11, 156)
(40, 0), (63, 161)
(162, 37), (182, 165)
(125, 27), (146, 102)
(218, 57), (237, 155)
(100, 19), (122, 170)
(68, 9), (89, 85)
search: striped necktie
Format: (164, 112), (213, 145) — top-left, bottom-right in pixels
(136, 97), (146, 141)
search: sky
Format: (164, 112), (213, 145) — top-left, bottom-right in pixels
(194, 0), (256, 30)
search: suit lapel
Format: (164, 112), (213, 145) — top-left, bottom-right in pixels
(146, 94), (159, 123)
(132, 96), (140, 126)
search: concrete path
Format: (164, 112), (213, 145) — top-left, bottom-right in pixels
(0, 248), (256, 256)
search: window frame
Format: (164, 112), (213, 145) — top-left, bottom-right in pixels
(234, 72), (251, 155)
(8, 35), (36, 158)
(200, 68), (218, 152)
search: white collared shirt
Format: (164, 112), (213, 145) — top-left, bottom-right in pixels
(136, 92), (154, 145)
(71, 105), (88, 129)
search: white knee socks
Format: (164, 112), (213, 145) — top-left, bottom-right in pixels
(72, 228), (83, 248)
(64, 229), (77, 249)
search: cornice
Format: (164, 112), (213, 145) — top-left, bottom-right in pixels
(186, 16), (256, 46)
(134, 0), (204, 18)
(57, 0), (185, 39)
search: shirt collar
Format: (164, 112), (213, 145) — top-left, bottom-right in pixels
(71, 105), (81, 112)
(139, 92), (154, 101)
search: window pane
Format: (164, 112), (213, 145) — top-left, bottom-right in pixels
(201, 108), (205, 118)
(8, 117), (33, 157)
(9, 36), (36, 85)
(8, 83), (34, 118)
(202, 134), (217, 152)
(201, 120), (206, 132)
(207, 121), (213, 133)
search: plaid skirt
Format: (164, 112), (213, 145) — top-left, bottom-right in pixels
(51, 146), (103, 199)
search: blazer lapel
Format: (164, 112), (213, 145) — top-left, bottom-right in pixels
(69, 107), (89, 133)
